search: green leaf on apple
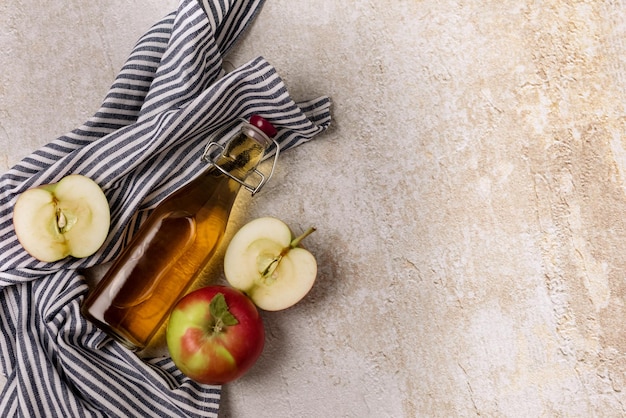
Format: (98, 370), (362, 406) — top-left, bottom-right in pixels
(209, 293), (239, 329)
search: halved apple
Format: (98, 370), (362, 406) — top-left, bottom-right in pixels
(12, 174), (110, 262)
(223, 217), (317, 311)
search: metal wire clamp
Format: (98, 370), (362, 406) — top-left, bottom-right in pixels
(201, 118), (281, 196)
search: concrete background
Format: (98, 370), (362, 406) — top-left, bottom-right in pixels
(2, 1), (626, 416)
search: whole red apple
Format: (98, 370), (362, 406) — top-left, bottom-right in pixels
(166, 285), (265, 385)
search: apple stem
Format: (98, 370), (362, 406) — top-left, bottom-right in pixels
(289, 227), (316, 249)
(260, 227), (316, 279)
(213, 318), (226, 334)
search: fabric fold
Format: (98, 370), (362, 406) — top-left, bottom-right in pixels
(0, 0), (331, 416)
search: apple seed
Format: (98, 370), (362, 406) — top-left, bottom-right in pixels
(56, 208), (67, 230)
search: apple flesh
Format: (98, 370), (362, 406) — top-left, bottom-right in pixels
(12, 174), (110, 262)
(223, 217), (317, 311)
(166, 285), (265, 385)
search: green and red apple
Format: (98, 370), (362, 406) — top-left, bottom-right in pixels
(166, 285), (265, 385)
(12, 174), (110, 262)
(223, 217), (317, 311)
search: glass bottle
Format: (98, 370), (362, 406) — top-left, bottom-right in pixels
(81, 116), (278, 351)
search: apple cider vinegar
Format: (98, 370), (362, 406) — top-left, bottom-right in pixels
(81, 116), (278, 351)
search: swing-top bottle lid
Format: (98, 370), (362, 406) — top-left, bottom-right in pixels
(249, 115), (278, 138)
(202, 115), (281, 195)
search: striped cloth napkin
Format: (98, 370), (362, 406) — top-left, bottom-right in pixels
(0, 0), (331, 416)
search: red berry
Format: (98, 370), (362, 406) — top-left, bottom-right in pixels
(250, 115), (277, 138)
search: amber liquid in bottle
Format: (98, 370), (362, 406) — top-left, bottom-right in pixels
(82, 125), (270, 351)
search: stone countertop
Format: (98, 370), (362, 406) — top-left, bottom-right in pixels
(2, 1), (626, 416)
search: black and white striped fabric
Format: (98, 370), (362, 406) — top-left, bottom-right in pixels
(0, 0), (331, 416)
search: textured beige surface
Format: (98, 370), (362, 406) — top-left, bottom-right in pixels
(3, 1), (626, 416)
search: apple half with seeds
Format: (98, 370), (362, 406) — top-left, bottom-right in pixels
(12, 174), (110, 262)
(223, 217), (317, 311)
